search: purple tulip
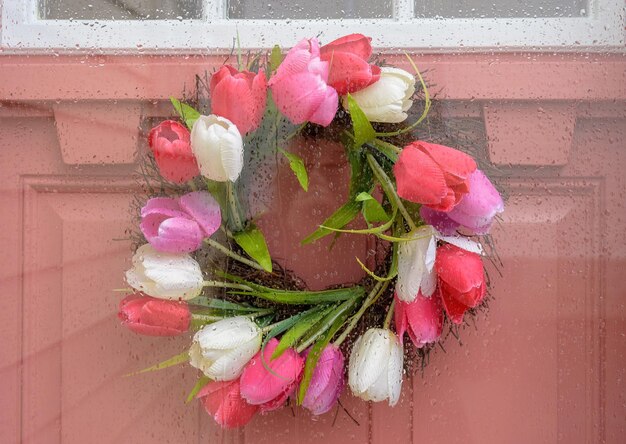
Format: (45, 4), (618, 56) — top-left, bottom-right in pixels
(420, 170), (503, 235)
(140, 191), (221, 253)
(302, 345), (344, 415)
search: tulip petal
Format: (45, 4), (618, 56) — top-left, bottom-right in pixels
(435, 244), (484, 294)
(438, 235), (483, 255)
(348, 329), (390, 393)
(196, 317), (261, 350)
(207, 336), (262, 381)
(394, 145), (448, 206)
(387, 336), (403, 407)
(198, 379), (259, 429)
(396, 227), (437, 302)
(142, 216), (204, 253)
(416, 141), (476, 189)
(178, 191), (222, 238)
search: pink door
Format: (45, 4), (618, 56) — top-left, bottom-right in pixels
(1, 3), (625, 443)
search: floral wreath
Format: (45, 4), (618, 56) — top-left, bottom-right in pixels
(119, 34), (504, 429)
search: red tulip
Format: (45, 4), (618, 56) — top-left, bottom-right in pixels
(118, 293), (190, 336)
(239, 338), (304, 412)
(148, 120), (199, 183)
(197, 378), (259, 429)
(394, 141), (477, 212)
(210, 65), (267, 134)
(394, 292), (443, 347)
(435, 244), (486, 324)
(320, 33), (381, 95)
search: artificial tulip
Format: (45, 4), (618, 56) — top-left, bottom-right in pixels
(148, 120), (199, 183)
(396, 225), (437, 302)
(189, 316), (262, 381)
(301, 344), (344, 415)
(118, 293), (190, 336)
(344, 67), (415, 123)
(319, 33), (381, 95)
(210, 65), (267, 134)
(140, 191), (221, 253)
(268, 38), (338, 126)
(394, 292), (443, 348)
(394, 141), (477, 212)
(435, 244), (486, 324)
(348, 328), (403, 406)
(421, 169), (504, 235)
(197, 378), (259, 429)
(240, 338), (304, 411)
(125, 244), (204, 300)
(191, 115), (244, 182)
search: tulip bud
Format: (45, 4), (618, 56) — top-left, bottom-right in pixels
(148, 120), (199, 183)
(396, 226), (437, 302)
(125, 244), (204, 300)
(348, 328), (403, 406)
(343, 67), (415, 123)
(394, 292), (443, 348)
(191, 115), (244, 182)
(140, 191), (221, 253)
(435, 243), (486, 324)
(239, 338), (304, 411)
(421, 170), (504, 235)
(197, 378), (259, 429)
(189, 316), (262, 381)
(118, 293), (190, 336)
(301, 344), (344, 415)
(210, 65), (267, 134)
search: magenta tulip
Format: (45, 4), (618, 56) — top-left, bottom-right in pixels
(197, 378), (259, 429)
(210, 65), (267, 134)
(320, 33), (381, 95)
(239, 338), (304, 411)
(140, 191), (221, 253)
(118, 293), (190, 336)
(148, 120), (199, 183)
(268, 38), (338, 127)
(301, 344), (344, 415)
(394, 292), (443, 348)
(435, 244), (486, 324)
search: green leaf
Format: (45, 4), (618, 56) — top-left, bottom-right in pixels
(125, 350), (188, 376)
(170, 97), (201, 130)
(187, 297), (259, 312)
(370, 139), (400, 163)
(233, 224), (273, 272)
(204, 180), (228, 221)
(297, 297), (359, 404)
(346, 94), (376, 147)
(185, 375), (211, 403)
(357, 191), (389, 224)
(269, 45), (284, 73)
(279, 148), (309, 191)
(301, 200), (361, 245)
(228, 286), (363, 305)
(272, 305), (334, 359)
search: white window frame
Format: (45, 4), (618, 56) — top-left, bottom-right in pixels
(1, 0), (624, 52)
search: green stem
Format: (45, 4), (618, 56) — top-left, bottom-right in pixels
(383, 298), (396, 330)
(366, 153), (417, 231)
(247, 309), (274, 319)
(226, 181), (245, 232)
(333, 281), (389, 346)
(204, 238), (265, 271)
(191, 313), (223, 322)
(202, 280), (253, 291)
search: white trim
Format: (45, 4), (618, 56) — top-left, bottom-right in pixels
(1, 0), (624, 52)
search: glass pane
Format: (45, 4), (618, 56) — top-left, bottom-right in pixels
(228, 0), (393, 19)
(39, 0), (204, 20)
(415, 0), (588, 18)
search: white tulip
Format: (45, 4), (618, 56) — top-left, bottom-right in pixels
(348, 328), (403, 406)
(344, 67), (415, 123)
(396, 225), (485, 302)
(191, 115), (244, 182)
(125, 244), (204, 300)
(189, 316), (262, 381)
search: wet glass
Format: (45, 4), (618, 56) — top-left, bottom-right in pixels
(414, 0), (588, 18)
(229, 0), (393, 19)
(39, 0), (204, 20)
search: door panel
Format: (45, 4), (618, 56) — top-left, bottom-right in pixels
(0, 55), (624, 443)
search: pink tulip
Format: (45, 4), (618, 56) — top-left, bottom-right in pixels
(394, 292), (443, 348)
(394, 141), (477, 212)
(210, 65), (267, 134)
(148, 120), (199, 183)
(320, 33), (381, 95)
(239, 338), (304, 411)
(197, 378), (259, 429)
(118, 293), (190, 336)
(140, 191), (221, 253)
(301, 344), (344, 415)
(435, 244), (486, 324)
(268, 38), (338, 127)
